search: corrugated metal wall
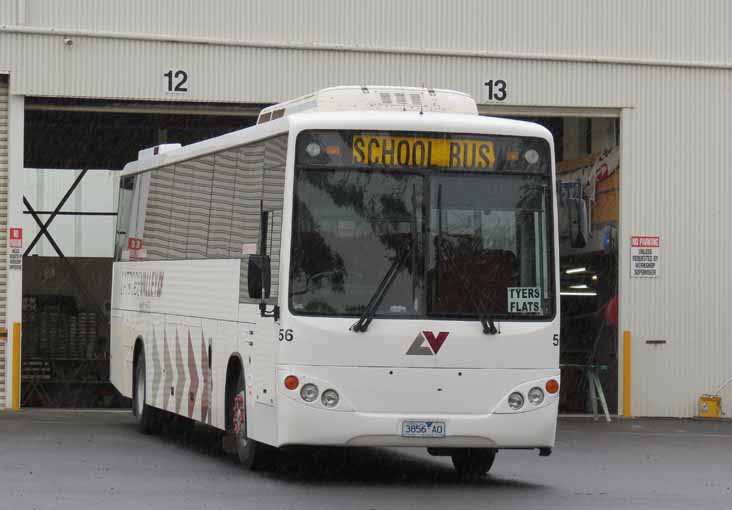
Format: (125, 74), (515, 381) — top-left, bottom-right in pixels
(2, 1), (732, 64)
(0, 3), (731, 416)
(619, 66), (732, 417)
(0, 75), (8, 407)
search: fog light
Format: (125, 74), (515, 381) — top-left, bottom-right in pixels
(508, 392), (524, 410)
(300, 383), (319, 402)
(305, 142), (321, 157)
(528, 387), (545, 405)
(321, 389), (339, 408)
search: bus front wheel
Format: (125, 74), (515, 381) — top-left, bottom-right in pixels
(229, 370), (271, 470)
(451, 449), (497, 478)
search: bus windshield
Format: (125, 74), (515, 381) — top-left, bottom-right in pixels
(289, 130), (554, 321)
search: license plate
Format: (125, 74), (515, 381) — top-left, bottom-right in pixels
(401, 421), (446, 438)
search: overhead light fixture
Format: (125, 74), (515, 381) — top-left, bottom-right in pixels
(570, 284), (589, 289)
(565, 267), (587, 274)
(591, 275), (599, 281)
(560, 291), (597, 297)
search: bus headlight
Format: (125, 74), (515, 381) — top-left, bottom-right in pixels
(524, 149), (540, 164)
(300, 383), (319, 402)
(528, 387), (545, 405)
(508, 392), (524, 410)
(305, 142), (321, 157)
(321, 389), (340, 408)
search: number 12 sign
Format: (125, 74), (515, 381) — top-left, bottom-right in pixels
(163, 70), (189, 94)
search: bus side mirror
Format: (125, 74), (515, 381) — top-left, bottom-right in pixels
(248, 255), (271, 299)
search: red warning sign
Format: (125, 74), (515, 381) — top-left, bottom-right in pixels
(127, 237), (144, 251)
(630, 235), (660, 278)
(9, 228), (22, 249)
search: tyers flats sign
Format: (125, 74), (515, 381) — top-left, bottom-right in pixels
(406, 331), (450, 355)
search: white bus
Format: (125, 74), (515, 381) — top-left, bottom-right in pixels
(110, 86), (560, 476)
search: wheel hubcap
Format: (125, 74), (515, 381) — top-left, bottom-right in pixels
(232, 392), (247, 444)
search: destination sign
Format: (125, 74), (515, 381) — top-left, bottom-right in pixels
(352, 135), (495, 170)
(296, 130), (551, 174)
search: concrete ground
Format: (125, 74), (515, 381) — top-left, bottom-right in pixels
(1, 410), (731, 510)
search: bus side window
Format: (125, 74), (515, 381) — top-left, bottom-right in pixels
(207, 150), (239, 258)
(261, 135), (286, 299)
(239, 134), (286, 304)
(182, 155), (215, 260)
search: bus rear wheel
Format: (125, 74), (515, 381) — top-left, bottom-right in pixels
(229, 370), (271, 470)
(133, 349), (161, 434)
(451, 449), (497, 478)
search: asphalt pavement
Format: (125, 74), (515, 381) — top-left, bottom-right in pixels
(1, 409), (731, 510)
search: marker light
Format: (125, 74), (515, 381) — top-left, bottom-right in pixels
(325, 145), (341, 156)
(508, 392), (524, 410)
(507, 150), (520, 161)
(321, 389), (340, 408)
(284, 375), (300, 390)
(546, 379), (559, 394)
(305, 142), (321, 157)
(300, 383), (319, 402)
(524, 149), (540, 164)
(528, 387), (545, 405)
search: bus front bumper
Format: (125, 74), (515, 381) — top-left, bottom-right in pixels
(275, 396), (558, 449)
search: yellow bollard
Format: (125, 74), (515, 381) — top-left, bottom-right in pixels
(11, 322), (21, 410)
(623, 331), (631, 417)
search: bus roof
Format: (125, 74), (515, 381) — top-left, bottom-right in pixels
(256, 86), (478, 124)
(121, 110), (553, 177)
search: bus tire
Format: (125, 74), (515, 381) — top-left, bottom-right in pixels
(229, 369), (270, 470)
(133, 348), (161, 434)
(451, 449), (496, 478)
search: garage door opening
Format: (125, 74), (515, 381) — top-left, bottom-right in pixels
(484, 112), (621, 417)
(21, 103), (257, 407)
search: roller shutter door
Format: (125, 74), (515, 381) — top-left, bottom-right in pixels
(0, 75), (8, 407)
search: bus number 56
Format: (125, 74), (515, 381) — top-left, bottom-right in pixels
(279, 329), (294, 342)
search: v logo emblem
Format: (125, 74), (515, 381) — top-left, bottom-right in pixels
(422, 331), (449, 354)
(406, 333), (433, 355)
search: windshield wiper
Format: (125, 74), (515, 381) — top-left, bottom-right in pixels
(437, 238), (500, 336)
(350, 245), (411, 333)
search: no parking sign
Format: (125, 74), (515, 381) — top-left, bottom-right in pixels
(630, 235), (660, 278)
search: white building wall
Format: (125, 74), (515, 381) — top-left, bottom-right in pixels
(23, 169), (119, 258)
(0, 2), (730, 416)
(2, 1), (732, 64)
